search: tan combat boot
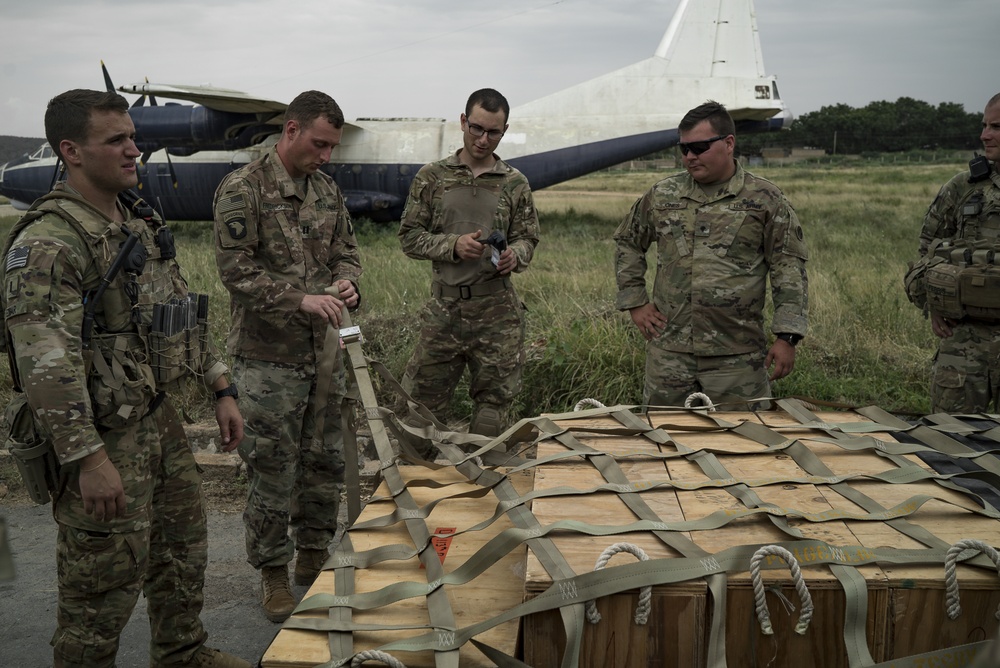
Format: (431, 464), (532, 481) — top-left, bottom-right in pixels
(294, 548), (329, 586)
(260, 565), (296, 622)
(184, 646), (252, 668)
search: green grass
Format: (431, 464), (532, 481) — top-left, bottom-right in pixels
(0, 160), (964, 421)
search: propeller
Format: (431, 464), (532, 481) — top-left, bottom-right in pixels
(99, 62), (178, 193)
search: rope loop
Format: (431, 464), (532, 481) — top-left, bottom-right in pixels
(944, 539), (1000, 621)
(749, 545), (815, 635)
(351, 649), (408, 668)
(684, 392), (716, 411)
(574, 398), (607, 411)
(585, 542), (653, 626)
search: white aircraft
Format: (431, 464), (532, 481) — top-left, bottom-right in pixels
(0, 0), (790, 221)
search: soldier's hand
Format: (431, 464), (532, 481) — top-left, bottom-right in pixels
(215, 398), (244, 452)
(629, 303), (668, 341)
(930, 312), (955, 338)
(334, 279), (360, 309)
(455, 230), (485, 261)
(300, 293), (345, 327)
(766, 339), (796, 381)
(496, 248), (518, 275)
(79, 452), (127, 522)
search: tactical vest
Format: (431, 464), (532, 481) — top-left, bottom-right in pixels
(2, 189), (206, 428)
(905, 169), (1000, 320)
(921, 238), (1000, 322)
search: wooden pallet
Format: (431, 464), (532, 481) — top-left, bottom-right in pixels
(262, 465), (533, 667)
(522, 407), (1000, 667)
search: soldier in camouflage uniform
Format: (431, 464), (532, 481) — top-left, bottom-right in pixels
(0, 90), (248, 667)
(614, 101), (809, 409)
(213, 90), (362, 623)
(398, 88), (539, 438)
(906, 93), (1000, 413)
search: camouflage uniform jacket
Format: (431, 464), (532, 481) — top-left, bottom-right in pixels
(213, 146), (362, 365)
(397, 151), (539, 289)
(918, 164), (1000, 254)
(1, 184), (227, 465)
(614, 161), (809, 356)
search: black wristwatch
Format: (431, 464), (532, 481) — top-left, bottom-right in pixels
(776, 333), (803, 347)
(214, 385), (239, 401)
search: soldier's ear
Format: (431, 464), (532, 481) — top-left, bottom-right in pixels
(60, 139), (82, 166)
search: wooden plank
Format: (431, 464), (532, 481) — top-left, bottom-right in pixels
(523, 408), (1000, 667)
(263, 466), (533, 668)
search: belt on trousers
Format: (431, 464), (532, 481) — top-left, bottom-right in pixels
(432, 277), (511, 300)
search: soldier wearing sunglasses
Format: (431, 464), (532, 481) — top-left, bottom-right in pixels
(614, 101), (808, 409)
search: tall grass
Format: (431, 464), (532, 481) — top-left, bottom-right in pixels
(0, 160), (964, 421)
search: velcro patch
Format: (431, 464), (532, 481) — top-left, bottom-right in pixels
(223, 212), (248, 239)
(5, 246), (30, 272)
(732, 198), (765, 211)
(216, 194), (245, 214)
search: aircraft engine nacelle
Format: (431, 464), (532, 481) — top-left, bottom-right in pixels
(129, 104), (262, 153)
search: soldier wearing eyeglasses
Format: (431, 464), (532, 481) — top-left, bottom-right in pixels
(398, 88), (540, 440)
(614, 101), (808, 409)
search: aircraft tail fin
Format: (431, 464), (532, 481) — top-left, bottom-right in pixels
(655, 0), (767, 79)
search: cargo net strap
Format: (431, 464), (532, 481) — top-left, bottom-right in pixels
(288, 316), (1000, 668)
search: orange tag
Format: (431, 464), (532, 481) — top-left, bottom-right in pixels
(426, 527), (456, 566)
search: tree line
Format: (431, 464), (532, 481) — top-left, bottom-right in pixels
(738, 97), (984, 156)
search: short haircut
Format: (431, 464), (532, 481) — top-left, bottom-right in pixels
(987, 93), (1000, 110)
(466, 88), (510, 124)
(679, 100), (736, 137)
(285, 90), (344, 130)
(45, 89), (129, 160)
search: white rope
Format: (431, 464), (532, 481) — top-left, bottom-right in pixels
(684, 391), (716, 411)
(945, 539), (1000, 621)
(351, 649), (407, 668)
(574, 398), (606, 411)
(585, 542), (653, 625)
(749, 545), (815, 635)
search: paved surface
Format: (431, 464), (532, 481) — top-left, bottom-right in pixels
(0, 503), (289, 668)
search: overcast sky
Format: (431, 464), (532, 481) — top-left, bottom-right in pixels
(0, 0), (995, 140)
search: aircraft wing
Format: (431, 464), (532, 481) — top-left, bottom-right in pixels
(118, 82), (288, 115)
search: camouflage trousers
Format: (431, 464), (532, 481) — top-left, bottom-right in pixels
(52, 398), (209, 668)
(401, 290), (526, 420)
(233, 357), (346, 569)
(0, 516), (13, 582)
(644, 344), (771, 410)
(931, 320), (1000, 413)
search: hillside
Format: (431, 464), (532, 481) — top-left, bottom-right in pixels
(0, 135), (45, 165)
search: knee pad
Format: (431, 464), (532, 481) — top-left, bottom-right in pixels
(470, 405), (503, 437)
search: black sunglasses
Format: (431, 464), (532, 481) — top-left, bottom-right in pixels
(678, 134), (729, 156)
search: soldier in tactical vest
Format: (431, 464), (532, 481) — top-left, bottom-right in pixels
(397, 88), (540, 440)
(0, 90), (249, 668)
(213, 90), (363, 623)
(905, 92), (1000, 413)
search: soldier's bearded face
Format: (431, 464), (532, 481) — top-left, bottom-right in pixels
(284, 117), (342, 178)
(983, 103), (1000, 164)
(72, 110), (140, 195)
(680, 120), (735, 185)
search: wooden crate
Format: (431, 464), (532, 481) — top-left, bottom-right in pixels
(263, 465), (533, 668)
(522, 407), (1000, 667)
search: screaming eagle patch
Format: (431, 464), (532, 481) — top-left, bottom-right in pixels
(223, 212), (248, 240)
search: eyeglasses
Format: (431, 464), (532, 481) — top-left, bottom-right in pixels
(678, 134), (729, 156)
(467, 122), (505, 142)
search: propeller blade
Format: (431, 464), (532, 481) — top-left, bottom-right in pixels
(100, 60), (115, 93)
(145, 77), (158, 106)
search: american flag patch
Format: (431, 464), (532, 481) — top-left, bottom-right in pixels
(5, 246), (30, 272)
